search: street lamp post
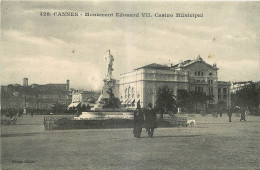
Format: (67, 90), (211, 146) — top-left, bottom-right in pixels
(23, 86), (27, 115)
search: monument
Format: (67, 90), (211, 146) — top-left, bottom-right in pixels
(74, 50), (132, 120)
(92, 50), (118, 110)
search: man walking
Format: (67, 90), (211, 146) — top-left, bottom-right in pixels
(144, 103), (157, 138)
(240, 107), (248, 121)
(227, 107), (232, 122)
(133, 101), (144, 138)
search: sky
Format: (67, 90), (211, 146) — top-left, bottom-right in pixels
(1, 1), (259, 90)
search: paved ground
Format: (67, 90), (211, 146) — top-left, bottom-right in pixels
(1, 114), (259, 170)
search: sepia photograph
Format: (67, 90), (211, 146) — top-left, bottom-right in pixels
(1, 1), (259, 169)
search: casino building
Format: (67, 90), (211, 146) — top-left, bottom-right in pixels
(118, 56), (231, 110)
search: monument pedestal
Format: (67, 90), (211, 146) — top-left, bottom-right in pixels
(92, 78), (117, 111)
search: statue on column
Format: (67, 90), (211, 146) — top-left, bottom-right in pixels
(104, 50), (114, 78)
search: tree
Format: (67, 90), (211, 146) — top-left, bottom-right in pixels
(177, 89), (192, 112)
(189, 91), (214, 112)
(206, 94), (215, 103)
(32, 88), (43, 110)
(218, 100), (226, 109)
(190, 91), (204, 112)
(232, 82), (260, 115)
(51, 103), (66, 114)
(155, 87), (177, 119)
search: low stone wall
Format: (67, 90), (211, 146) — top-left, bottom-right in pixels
(44, 114), (187, 130)
(44, 116), (134, 130)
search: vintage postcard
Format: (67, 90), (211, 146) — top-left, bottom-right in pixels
(1, 1), (259, 169)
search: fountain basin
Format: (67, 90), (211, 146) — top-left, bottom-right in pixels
(74, 112), (134, 120)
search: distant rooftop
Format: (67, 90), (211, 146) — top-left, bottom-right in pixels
(134, 63), (170, 70)
(171, 56), (218, 70)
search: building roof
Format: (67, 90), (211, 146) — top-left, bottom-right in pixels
(171, 60), (192, 68)
(171, 57), (218, 70)
(218, 81), (231, 86)
(232, 81), (252, 85)
(135, 63), (170, 70)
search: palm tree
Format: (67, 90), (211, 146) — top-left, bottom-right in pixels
(156, 87), (177, 119)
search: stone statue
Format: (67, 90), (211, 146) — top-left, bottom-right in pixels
(107, 88), (115, 99)
(104, 50), (114, 78)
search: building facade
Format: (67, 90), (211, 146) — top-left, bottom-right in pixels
(230, 81), (253, 93)
(119, 56), (231, 109)
(1, 79), (71, 110)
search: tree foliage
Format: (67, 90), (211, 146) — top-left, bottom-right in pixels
(177, 89), (192, 111)
(51, 102), (67, 114)
(177, 89), (215, 112)
(155, 87), (177, 117)
(231, 82), (260, 109)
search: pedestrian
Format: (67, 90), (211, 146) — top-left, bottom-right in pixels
(240, 108), (247, 121)
(219, 108), (223, 117)
(144, 103), (157, 138)
(30, 110), (33, 117)
(133, 101), (144, 138)
(19, 109), (23, 117)
(227, 107), (232, 122)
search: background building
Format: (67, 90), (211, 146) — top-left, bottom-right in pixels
(1, 79), (71, 111)
(231, 81), (253, 93)
(119, 56), (231, 109)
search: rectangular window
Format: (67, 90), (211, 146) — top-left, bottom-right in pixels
(195, 87), (197, 91)
(209, 87), (213, 94)
(195, 72), (197, 76)
(202, 72), (204, 76)
(201, 87), (204, 92)
(198, 72), (200, 76)
(223, 88), (227, 94)
(218, 88), (221, 94)
(198, 87), (201, 92)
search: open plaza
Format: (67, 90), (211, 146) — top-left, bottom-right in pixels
(1, 114), (259, 170)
